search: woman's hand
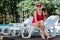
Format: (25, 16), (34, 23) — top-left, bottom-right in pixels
(44, 18), (46, 20)
(36, 21), (40, 27)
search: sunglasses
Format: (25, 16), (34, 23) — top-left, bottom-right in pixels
(37, 5), (42, 7)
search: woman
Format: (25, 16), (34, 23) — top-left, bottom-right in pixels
(6, 12), (11, 24)
(2, 14), (5, 24)
(13, 14), (16, 23)
(10, 14), (13, 23)
(32, 2), (51, 40)
(0, 13), (2, 24)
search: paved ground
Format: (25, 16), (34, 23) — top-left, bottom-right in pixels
(17, 35), (60, 40)
(3, 35), (60, 40)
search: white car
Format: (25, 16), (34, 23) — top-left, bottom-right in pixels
(0, 15), (59, 38)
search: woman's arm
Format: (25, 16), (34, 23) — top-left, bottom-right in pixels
(43, 11), (47, 20)
(33, 11), (38, 22)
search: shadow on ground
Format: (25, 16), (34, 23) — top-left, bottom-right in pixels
(3, 35), (60, 40)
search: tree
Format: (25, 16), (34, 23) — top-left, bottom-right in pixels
(17, 0), (59, 16)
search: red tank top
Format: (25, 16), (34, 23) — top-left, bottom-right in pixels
(32, 11), (44, 23)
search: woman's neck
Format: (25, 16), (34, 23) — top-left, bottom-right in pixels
(37, 9), (42, 13)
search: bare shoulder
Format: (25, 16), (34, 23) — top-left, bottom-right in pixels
(42, 10), (47, 13)
(33, 10), (37, 14)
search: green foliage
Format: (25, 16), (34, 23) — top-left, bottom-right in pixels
(17, 0), (60, 16)
(44, 3), (57, 16)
